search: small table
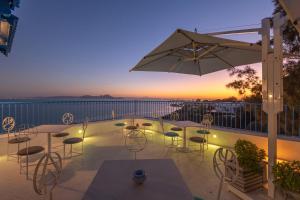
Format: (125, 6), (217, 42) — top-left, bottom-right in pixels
(31, 125), (72, 197)
(83, 159), (193, 200)
(35, 125), (72, 153)
(168, 121), (202, 152)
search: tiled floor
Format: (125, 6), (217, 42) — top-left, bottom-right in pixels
(0, 120), (269, 200)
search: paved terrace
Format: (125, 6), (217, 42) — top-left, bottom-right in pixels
(0, 119), (269, 200)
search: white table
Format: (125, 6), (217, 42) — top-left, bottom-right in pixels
(168, 121), (202, 152)
(83, 159), (194, 200)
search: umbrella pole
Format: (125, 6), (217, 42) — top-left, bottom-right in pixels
(261, 13), (285, 199)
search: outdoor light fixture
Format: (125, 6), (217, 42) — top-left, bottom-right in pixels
(213, 134), (217, 138)
(0, 0), (20, 56)
(78, 129), (83, 134)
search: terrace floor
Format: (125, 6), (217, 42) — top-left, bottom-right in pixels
(0, 120), (269, 200)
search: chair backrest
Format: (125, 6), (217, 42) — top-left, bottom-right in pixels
(170, 112), (179, 121)
(112, 110), (115, 120)
(2, 117), (16, 140)
(62, 113), (74, 125)
(82, 117), (89, 139)
(158, 117), (165, 134)
(213, 147), (240, 182)
(123, 114), (135, 126)
(2, 116), (15, 132)
(213, 147), (239, 200)
(201, 113), (213, 128)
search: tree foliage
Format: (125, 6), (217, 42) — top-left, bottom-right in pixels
(226, 66), (262, 102)
(227, 0), (300, 105)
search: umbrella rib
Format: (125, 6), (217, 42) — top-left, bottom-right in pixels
(144, 44), (191, 59)
(177, 29), (194, 42)
(199, 47), (228, 59)
(169, 61), (182, 72)
(197, 62), (202, 76)
(218, 44), (260, 52)
(195, 45), (218, 60)
(132, 53), (179, 70)
(203, 46), (234, 68)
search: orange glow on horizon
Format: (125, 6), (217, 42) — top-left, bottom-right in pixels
(48, 65), (262, 100)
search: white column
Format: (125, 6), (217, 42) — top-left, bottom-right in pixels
(261, 13), (284, 199)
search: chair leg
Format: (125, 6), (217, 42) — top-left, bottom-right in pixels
(63, 144), (66, 159)
(26, 154), (29, 180)
(19, 156), (22, 174)
(70, 144), (73, 158)
(206, 135), (209, 149)
(17, 143), (20, 163)
(217, 176), (224, 200)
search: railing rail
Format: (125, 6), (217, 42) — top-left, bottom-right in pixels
(0, 100), (299, 138)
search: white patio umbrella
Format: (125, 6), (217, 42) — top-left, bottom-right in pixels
(279, 0), (300, 34)
(130, 29), (262, 75)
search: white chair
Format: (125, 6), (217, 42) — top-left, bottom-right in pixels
(159, 117), (180, 148)
(213, 147), (239, 200)
(196, 113), (213, 149)
(63, 118), (88, 159)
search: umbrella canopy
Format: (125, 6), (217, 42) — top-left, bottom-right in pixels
(130, 29), (262, 76)
(279, 0), (300, 34)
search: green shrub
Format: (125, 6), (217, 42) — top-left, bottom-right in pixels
(273, 161), (300, 193)
(234, 139), (266, 173)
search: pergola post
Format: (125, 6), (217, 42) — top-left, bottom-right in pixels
(261, 13), (284, 199)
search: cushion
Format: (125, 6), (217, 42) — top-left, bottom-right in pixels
(52, 132), (69, 137)
(125, 125), (137, 130)
(8, 136), (30, 144)
(17, 146), (44, 156)
(115, 123), (126, 127)
(63, 137), (83, 144)
(170, 127), (182, 131)
(196, 130), (210, 134)
(142, 123), (152, 127)
(164, 132), (179, 137)
(189, 136), (206, 143)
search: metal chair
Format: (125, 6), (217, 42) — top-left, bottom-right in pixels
(196, 113), (213, 149)
(125, 129), (147, 160)
(8, 125), (33, 161)
(159, 117), (180, 148)
(52, 113), (72, 149)
(2, 117), (31, 162)
(17, 144), (45, 180)
(63, 118), (88, 159)
(213, 147), (239, 200)
(2, 116), (16, 141)
(114, 122), (126, 137)
(188, 136), (206, 154)
(170, 112), (183, 132)
(142, 122), (153, 140)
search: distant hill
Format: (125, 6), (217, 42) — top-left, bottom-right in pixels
(32, 95), (123, 99)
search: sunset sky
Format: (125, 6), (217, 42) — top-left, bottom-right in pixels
(0, 0), (273, 99)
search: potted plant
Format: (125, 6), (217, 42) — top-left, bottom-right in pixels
(273, 161), (300, 199)
(225, 139), (266, 192)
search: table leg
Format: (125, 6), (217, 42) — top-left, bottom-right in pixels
(176, 127), (191, 153)
(48, 132), (51, 153)
(183, 127), (186, 149)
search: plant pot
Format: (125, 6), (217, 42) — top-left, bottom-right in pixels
(225, 160), (266, 193)
(132, 169), (146, 185)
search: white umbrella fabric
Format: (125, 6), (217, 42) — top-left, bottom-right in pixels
(279, 0), (300, 34)
(130, 29), (262, 76)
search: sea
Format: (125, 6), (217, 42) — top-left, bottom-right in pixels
(0, 98), (181, 133)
